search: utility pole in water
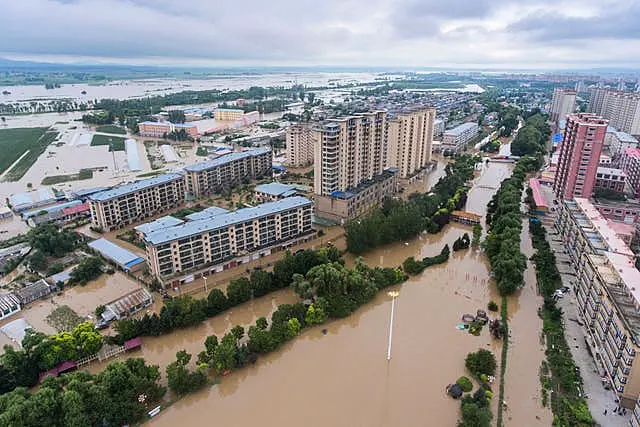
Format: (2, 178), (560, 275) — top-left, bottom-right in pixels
(387, 290), (399, 361)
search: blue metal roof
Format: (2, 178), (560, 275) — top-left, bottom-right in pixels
(255, 182), (297, 197)
(88, 238), (144, 270)
(145, 196), (312, 246)
(88, 173), (183, 202)
(22, 200), (82, 219)
(185, 206), (229, 221)
(183, 147), (271, 173)
(552, 133), (563, 144)
(134, 216), (184, 236)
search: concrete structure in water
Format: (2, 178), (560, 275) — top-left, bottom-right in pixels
(386, 107), (435, 182)
(143, 196), (314, 283)
(184, 148), (272, 198)
(621, 148), (640, 198)
(89, 174), (185, 232)
(314, 168), (398, 224)
(556, 198), (640, 408)
(588, 88), (640, 136)
(553, 113), (608, 200)
(285, 124), (314, 167)
(313, 111), (388, 196)
(441, 122), (479, 154)
(549, 87), (577, 124)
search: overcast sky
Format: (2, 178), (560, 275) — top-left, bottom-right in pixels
(2, 0), (639, 69)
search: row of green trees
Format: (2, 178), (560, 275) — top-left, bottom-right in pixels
(510, 113), (551, 157)
(529, 220), (593, 426)
(166, 256), (406, 395)
(346, 155), (479, 254)
(0, 358), (165, 426)
(483, 160), (529, 295)
(114, 247), (343, 342)
(402, 245), (450, 275)
(0, 322), (103, 396)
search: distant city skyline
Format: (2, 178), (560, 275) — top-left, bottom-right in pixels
(2, 0), (640, 69)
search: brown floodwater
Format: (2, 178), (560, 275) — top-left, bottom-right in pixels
(138, 162), (533, 427)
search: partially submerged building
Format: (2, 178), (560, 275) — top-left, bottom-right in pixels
(101, 287), (153, 322)
(14, 279), (56, 305)
(88, 238), (146, 272)
(0, 294), (21, 320)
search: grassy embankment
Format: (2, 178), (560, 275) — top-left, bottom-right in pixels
(41, 169), (94, 185)
(91, 134), (126, 151)
(0, 127), (60, 181)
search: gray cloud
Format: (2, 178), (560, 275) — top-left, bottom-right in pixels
(0, 0), (639, 67)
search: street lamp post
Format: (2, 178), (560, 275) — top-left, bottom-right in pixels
(204, 275), (208, 293)
(387, 291), (399, 361)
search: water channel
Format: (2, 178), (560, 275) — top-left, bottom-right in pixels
(103, 160), (548, 426)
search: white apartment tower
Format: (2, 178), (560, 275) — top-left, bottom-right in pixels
(313, 111), (387, 196)
(588, 88), (640, 135)
(386, 107), (435, 179)
(285, 124), (314, 167)
(550, 87), (577, 123)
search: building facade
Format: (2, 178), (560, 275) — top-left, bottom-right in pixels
(621, 148), (640, 198)
(595, 167), (626, 193)
(184, 148), (272, 198)
(441, 122), (479, 154)
(285, 124), (314, 167)
(553, 113), (608, 200)
(550, 87), (577, 123)
(588, 88), (640, 135)
(314, 168), (398, 223)
(138, 121), (198, 138)
(313, 111), (388, 196)
(144, 197), (313, 281)
(386, 107), (435, 180)
(433, 119), (445, 137)
(214, 108), (245, 121)
(89, 173), (185, 232)
(556, 198), (640, 408)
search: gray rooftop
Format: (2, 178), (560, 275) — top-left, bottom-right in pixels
(88, 238), (144, 269)
(134, 216), (184, 236)
(145, 196), (312, 245)
(255, 182), (297, 197)
(183, 147), (271, 173)
(185, 206), (229, 221)
(444, 122), (478, 136)
(88, 173), (183, 202)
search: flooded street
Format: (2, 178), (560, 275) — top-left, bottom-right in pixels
(140, 163), (526, 427)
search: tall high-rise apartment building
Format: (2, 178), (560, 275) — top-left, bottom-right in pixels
(285, 124), (314, 167)
(588, 88), (640, 135)
(313, 111), (387, 196)
(386, 107), (435, 179)
(553, 113), (608, 200)
(550, 87), (577, 123)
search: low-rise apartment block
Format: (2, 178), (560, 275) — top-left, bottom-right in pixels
(606, 127), (638, 158)
(595, 167), (626, 193)
(138, 121), (198, 138)
(315, 168), (398, 224)
(285, 124), (314, 167)
(144, 196), (314, 282)
(214, 108), (245, 122)
(184, 148), (272, 198)
(254, 182), (298, 204)
(89, 173), (186, 232)
(441, 123), (479, 154)
(556, 198), (640, 408)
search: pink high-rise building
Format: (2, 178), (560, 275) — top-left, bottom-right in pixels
(620, 147), (640, 198)
(553, 113), (608, 200)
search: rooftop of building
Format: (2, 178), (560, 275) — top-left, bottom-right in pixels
(566, 113), (609, 126)
(145, 196), (313, 245)
(9, 188), (56, 207)
(606, 220), (636, 237)
(596, 167), (626, 177)
(183, 147), (271, 173)
(528, 178), (549, 209)
(569, 198), (634, 257)
(105, 287), (153, 318)
(134, 216), (184, 236)
(88, 238), (145, 269)
(14, 279), (54, 302)
(255, 182), (297, 197)
(215, 108), (244, 112)
(139, 121), (196, 128)
(607, 127), (638, 143)
(21, 199), (83, 220)
(328, 168), (398, 200)
(184, 206), (229, 222)
(443, 122), (478, 136)
(623, 147), (640, 159)
(88, 173), (183, 202)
